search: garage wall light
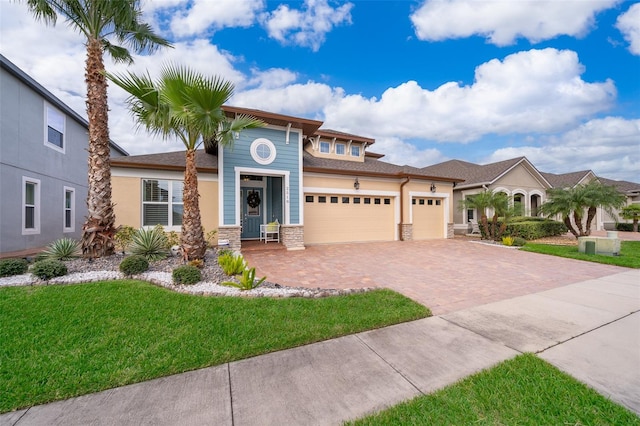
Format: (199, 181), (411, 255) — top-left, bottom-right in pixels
(354, 178), (360, 190)
(430, 183), (436, 193)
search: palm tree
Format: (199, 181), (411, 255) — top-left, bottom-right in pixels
(580, 181), (625, 235)
(24, 0), (172, 258)
(539, 187), (581, 238)
(107, 64), (264, 260)
(621, 204), (640, 233)
(460, 190), (508, 240)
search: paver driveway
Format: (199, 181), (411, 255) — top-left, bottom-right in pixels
(244, 238), (629, 315)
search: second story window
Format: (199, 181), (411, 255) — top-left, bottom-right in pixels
(335, 143), (345, 155)
(351, 145), (360, 157)
(320, 141), (330, 153)
(45, 104), (65, 152)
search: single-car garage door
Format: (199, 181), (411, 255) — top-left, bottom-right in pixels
(412, 197), (445, 239)
(304, 194), (395, 244)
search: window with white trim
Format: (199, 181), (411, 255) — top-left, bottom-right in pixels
(45, 104), (65, 152)
(351, 145), (360, 157)
(335, 143), (345, 155)
(320, 141), (330, 153)
(142, 179), (183, 228)
(63, 187), (75, 232)
(22, 177), (40, 234)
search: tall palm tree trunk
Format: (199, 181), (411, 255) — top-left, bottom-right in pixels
(563, 216), (580, 238)
(81, 38), (116, 258)
(181, 149), (206, 261)
(573, 211), (586, 236)
(585, 206), (597, 235)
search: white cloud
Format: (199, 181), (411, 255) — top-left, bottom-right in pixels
(616, 3), (640, 55)
(411, 0), (619, 46)
(244, 68), (299, 90)
(161, 0), (265, 38)
(262, 0), (353, 51)
(371, 137), (448, 168)
(487, 117), (640, 181)
(322, 48), (616, 142)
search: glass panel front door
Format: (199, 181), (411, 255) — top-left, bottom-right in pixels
(241, 188), (263, 239)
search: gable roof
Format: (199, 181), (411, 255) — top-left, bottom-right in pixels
(421, 157), (550, 189)
(598, 177), (640, 195)
(222, 105), (323, 136)
(111, 150), (216, 172)
(540, 170), (594, 188)
(0, 54), (128, 156)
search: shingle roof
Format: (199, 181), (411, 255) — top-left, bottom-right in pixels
(303, 152), (461, 181)
(598, 177), (640, 194)
(111, 150), (217, 172)
(421, 157), (526, 185)
(541, 170), (592, 188)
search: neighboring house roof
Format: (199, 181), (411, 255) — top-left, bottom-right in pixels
(0, 54), (129, 156)
(111, 150), (217, 172)
(303, 151), (462, 182)
(421, 157), (550, 189)
(541, 170), (594, 188)
(598, 177), (640, 196)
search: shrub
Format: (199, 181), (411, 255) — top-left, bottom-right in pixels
(217, 248), (233, 258)
(42, 238), (80, 260)
(130, 228), (168, 261)
(188, 259), (204, 269)
(218, 253), (246, 276)
(31, 259), (67, 280)
(0, 258), (29, 277)
(512, 237), (527, 247)
(502, 236), (514, 246)
(172, 265), (201, 285)
(223, 267), (266, 291)
(165, 231), (180, 248)
(503, 219), (567, 240)
(205, 228), (218, 248)
(616, 223), (638, 232)
(119, 255), (149, 275)
(114, 225), (136, 254)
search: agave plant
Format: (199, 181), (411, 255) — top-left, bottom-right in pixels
(130, 228), (168, 261)
(222, 267), (266, 291)
(42, 238), (81, 260)
(218, 253), (246, 276)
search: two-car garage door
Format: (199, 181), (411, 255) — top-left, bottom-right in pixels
(304, 194), (395, 244)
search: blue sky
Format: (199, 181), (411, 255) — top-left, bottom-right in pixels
(1, 0), (639, 181)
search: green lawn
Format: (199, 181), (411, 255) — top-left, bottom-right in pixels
(521, 240), (640, 268)
(347, 354), (640, 425)
(0, 280), (429, 413)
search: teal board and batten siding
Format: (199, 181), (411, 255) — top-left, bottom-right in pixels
(222, 127), (301, 225)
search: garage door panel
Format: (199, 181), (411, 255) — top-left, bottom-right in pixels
(304, 195), (395, 244)
(412, 198), (444, 239)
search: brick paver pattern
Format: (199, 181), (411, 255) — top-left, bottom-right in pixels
(244, 238), (628, 315)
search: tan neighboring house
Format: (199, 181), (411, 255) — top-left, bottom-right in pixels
(598, 177), (640, 230)
(110, 107), (463, 251)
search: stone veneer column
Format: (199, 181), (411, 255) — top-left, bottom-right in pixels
(281, 225), (305, 250)
(217, 226), (241, 252)
(447, 223), (454, 239)
(401, 224), (413, 241)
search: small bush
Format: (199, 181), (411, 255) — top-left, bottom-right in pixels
(114, 225), (136, 254)
(42, 238), (80, 260)
(130, 228), (168, 261)
(502, 219), (567, 240)
(616, 223), (638, 232)
(512, 237), (527, 247)
(218, 253), (246, 276)
(172, 265), (201, 285)
(223, 267), (266, 291)
(0, 258), (29, 277)
(188, 259), (204, 269)
(205, 228), (218, 248)
(165, 231), (180, 248)
(31, 259), (67, 280)
(217, 248), (233, 258)
(119, 255), (149, 275)
(502, 236), (514, 246)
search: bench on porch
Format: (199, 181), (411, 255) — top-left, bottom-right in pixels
(260, 221), (280, 243)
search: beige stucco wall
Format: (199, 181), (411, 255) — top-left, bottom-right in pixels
(493, 165), (547, 192)
(112, 169), (218, 240)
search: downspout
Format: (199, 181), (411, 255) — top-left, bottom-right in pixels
(399, 176), (411, 241)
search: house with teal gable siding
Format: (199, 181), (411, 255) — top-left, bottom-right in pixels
(111, 106), (462, 251)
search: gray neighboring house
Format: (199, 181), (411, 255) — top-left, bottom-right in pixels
(0, 54), (127, 256)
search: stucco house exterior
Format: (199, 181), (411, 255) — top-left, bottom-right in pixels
(421, 157), (639, 234)
(110, 106), (463, 251)
(0, 54), (127, 256)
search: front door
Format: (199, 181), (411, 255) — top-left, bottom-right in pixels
(241, 188), (263, 239)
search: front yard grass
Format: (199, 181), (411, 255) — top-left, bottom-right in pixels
(347, 354), (640, 425)
(0, 280), (429, 413)
(521, 241), (640, 268)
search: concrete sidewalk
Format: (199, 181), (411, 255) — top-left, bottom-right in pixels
(2, 269), (639, 426)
